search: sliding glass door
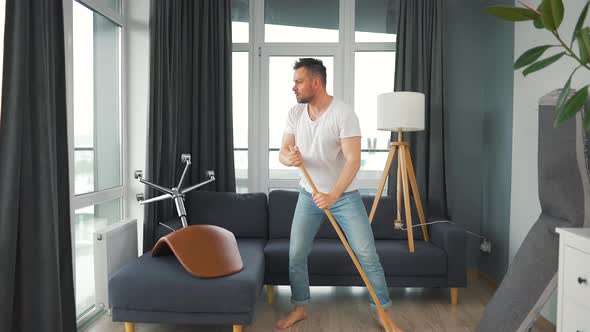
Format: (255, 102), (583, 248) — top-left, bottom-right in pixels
(67, 0), (126, 323)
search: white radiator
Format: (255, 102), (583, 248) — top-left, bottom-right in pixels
(93, 219), (138, 311)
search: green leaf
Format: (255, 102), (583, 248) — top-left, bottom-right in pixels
(534, 15), (545, 29)
(577, 27), (590, 64)
(554, 75), (574, 123)
(540, 0), (564, 30)
(555, 85), (589, 126)
(485, 6), (540, 21)
(514, 45), (554, 69)
(522, 52), (565, 76)
(571, 1), (589, 45)
(534, 3), (545, 29)
(583, 109), (590, 131)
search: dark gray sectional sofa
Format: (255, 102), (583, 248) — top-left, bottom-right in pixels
(109, 190), (466, 332)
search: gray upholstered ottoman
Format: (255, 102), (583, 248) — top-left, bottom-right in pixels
(109, 239), (265, 332)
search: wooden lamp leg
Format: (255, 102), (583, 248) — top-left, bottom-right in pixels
(233, 325), (243, 332)
(124, 322), (135, 332)
(395, 130), (403, 229)
(404, 146), (430, 241)
(450, 288), (459, 305)
(395, 147), (403, 229)
(399, 145), (415, 253)
(266, 284), (274, 304)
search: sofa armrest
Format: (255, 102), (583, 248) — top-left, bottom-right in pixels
(430, 221), (467, 287)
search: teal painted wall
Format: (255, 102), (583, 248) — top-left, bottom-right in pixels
(479, 0), (514, 281)
(445, 0), (514, 279)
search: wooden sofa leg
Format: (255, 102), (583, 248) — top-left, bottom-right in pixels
(450, 288), (458, 305)
(266, 284), (275, 304)
(233, 325), (243, 332)
(124, 322), (135, 332)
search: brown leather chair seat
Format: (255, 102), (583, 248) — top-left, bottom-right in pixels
(152, 224), (243, 278)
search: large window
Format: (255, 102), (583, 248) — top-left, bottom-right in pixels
(232, 0), (250, 192)
(232, 0), (397, 194)
(67, 0), (125, 323)
(232, 0), (249, 43)
(355, 51), (396, 181)
(355, 0), (397, 42)
(232, 51), (249, 192)
(73, 1), (122, 195)
(264, 0), (339, 43)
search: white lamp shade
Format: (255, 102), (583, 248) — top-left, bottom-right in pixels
(377, 92), (425, 132)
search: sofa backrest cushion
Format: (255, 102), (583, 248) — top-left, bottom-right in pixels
(186, 191), (268, 239)
(268, 190), (425, 240)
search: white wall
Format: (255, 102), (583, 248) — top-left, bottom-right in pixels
(125, 0), (150, 253)
(511, 0), (590, 323)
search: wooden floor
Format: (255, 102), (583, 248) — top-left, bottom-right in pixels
(86, 278), (554, 332)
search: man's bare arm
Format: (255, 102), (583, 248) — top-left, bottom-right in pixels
(312, 136), (361, 209)
(279, 133), (302, 167)
(330, 136), (361, 197)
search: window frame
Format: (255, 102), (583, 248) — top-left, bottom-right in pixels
(233, 0), (396, 193)
(63, 0), (127, 327)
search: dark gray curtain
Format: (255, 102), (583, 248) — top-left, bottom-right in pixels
(388, 0), (447, 219)
(0, 0), (76, 331)
(144, 0), (235, 252)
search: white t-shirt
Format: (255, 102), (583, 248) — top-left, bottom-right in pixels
(283, 98), (361, 193)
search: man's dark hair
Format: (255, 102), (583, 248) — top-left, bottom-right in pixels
(293, 58), (327, 86)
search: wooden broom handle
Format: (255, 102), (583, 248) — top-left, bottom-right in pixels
(288, 146), (395, 331)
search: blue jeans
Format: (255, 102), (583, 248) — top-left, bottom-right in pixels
(289, 188), (392, 309)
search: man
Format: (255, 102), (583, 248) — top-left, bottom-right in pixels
(275, 58), (403, 332)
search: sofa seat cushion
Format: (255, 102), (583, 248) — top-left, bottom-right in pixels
(264, 239), (446, 276)
(109, 239), (265, 314)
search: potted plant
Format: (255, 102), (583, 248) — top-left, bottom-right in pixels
(486, 0), (590, 129)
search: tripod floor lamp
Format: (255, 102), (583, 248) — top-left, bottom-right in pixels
(368, 92), (430, 253)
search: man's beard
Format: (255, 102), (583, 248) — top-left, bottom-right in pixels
(297, 94), (312, 104)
